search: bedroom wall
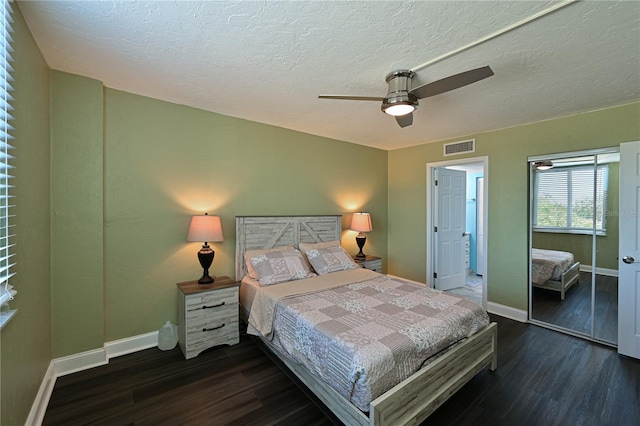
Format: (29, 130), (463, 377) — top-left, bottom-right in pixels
(48, 81), (388, 352)
(50, 71), (104, 357)
(387, 102), (640, 311)
(0, 4), (52, 425)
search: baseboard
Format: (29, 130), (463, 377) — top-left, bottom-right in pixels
(54, 331), (159, 377)
(54, 348), (108, 377)
(580, 264), (618, 277)
(26, 360), (56, 426)
(105, 330), (159, 359)
(487, 302), (528, 322)
(386, 274), (428, 286)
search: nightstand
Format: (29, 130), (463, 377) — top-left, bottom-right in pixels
(177, 276), (240, 360)
(353, 255), (382, 273)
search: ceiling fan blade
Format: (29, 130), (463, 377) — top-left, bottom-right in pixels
(318, 95), (384, 101)
(395, 113), (413, 128)
(410, 66), (494, 99)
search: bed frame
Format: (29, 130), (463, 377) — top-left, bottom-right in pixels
(532, 261), (580, 300)
(236, 215), (497, 426)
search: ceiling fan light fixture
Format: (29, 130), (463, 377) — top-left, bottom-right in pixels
(382, 69), (418, 116)
(382, 93), (419, 116)
(534, 160), (554, 170)
(383, 102), (416, 116)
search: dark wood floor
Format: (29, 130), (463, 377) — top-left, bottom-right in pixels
(532, 272), (618, 343)
(44, 314), (640, 426)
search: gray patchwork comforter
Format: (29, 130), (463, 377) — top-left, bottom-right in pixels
(531, 248), (575, 284)
(256, 272), (490, 412)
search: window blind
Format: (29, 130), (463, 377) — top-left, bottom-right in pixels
(534, 164), (608, 233)
(0, 0), (14, 308)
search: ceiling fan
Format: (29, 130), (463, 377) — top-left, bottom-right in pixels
(319, 66), (494, 128)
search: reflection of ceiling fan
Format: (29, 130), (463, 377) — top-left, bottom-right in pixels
(319, 66), (494, 128)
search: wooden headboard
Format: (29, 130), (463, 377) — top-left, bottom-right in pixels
(235, 215), (342, 279)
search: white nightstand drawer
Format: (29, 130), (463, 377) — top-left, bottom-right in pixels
(187, 318), (239, 346)
(186, 302), (237, 326)
(186, 287), (238, 313)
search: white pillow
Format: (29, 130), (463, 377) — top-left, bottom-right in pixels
(250, 249), (317, 286)
(298, 240), (341, 256)
(298, 240), (341, 272)
(244, 245), (295, 280)
(305, 246), (359, 275)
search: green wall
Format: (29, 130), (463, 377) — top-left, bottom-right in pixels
(0, 4), (52, 425)
(50, 71), (104, 357)
(47, 85), (389, 348)
(388, 102), (640, 311)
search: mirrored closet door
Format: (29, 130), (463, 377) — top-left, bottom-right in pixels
(529, 148), (619, 346)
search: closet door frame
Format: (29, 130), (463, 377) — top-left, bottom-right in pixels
(528, 147), (619, 347)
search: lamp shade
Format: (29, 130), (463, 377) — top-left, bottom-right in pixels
(350, 213), (372, 233)
(187, 214), (224, 243)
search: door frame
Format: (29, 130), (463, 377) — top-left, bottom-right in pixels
(426, 156), (489, 308)
(476, 177), (485, 276)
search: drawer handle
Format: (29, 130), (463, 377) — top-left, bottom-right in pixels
(203, 324), (225, 332)
(202, 301), (225, 309)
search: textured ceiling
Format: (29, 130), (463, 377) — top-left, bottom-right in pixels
(18, 1), (640, 150)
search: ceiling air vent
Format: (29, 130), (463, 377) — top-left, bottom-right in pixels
(444, 139), (475, 156)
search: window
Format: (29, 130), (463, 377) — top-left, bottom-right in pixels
(0, 0), (14, 323)
(533, 164), (608, 234)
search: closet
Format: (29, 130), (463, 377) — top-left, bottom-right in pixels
(528, 148), (619, 345)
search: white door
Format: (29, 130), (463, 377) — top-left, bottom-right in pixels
(434, 168), (466, 290)
(619, 140), (640, 359)
(476, 177), (485, 276)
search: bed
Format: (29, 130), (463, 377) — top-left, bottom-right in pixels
(235, 215), (497, 426)
(531, 248), (580, 300)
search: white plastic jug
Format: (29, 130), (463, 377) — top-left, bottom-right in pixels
(158, 320), (178, 350)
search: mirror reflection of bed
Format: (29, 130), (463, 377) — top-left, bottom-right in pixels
(529, 150), (619, 345)
(531, 248), (580, 300)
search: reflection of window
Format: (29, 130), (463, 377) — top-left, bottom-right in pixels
(533, 165), (608, 234)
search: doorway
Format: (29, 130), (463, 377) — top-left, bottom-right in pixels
(426, 156), (488, 308)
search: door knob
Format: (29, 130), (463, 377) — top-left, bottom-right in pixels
(623, 256), (637, 264)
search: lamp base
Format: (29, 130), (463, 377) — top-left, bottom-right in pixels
(355, 233), (367, 258)
(197, 243), (216, 285)
(198, 275), (215, 285)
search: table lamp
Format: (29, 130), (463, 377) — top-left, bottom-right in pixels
(187, 213), (224, 284)
(350, 212), (372, 258)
